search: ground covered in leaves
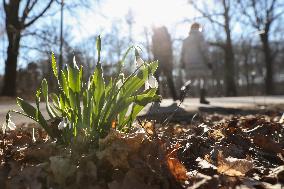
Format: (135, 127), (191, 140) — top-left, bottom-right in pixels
(1, 111), (284, 189)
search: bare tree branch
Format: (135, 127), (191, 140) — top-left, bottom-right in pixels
(21, 0), (32, 24)
(3, 0), (7, 11)
(189, 0), (224, 27)
(21, 44), (48, 54)
(24, 0), (54, 28)
(209, 41), (226, 50)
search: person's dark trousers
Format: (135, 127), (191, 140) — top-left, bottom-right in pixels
(154, 66), (161, 95)
(200, 88), (209, 104)
(164, 70), (178, 101)
(154, 67), (178, 100)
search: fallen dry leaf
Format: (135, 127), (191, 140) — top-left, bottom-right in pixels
(76, 160), (97, 186)
(166, 144), (188, 182)
(253, 134), (283, 154)
(208, 129), (224, 141)
(109, 168), (161, 189)
(6, 163), (46, 189)
(49, 156), (76, 186)
(217, 151), (253, 177)
(97, 130), (145, 168)
(2, 112), (284, 188)
(143, 121), (155, 136)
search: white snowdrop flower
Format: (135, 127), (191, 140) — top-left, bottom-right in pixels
(87, 77), (92, 90)
(145, 74), (158, 90)
(145, 80), (150, 90)
(279, 113), (284, 124)
(8, 120), (16, 130)
(32, 128), (36, 143)
(117, 79), (123, 89)
(2, 122), (6, 134)
(58, 117), (68, 130)
(149, 75), (158, 88)
(73, 56), (77, 65)
(66, 119), (72, 129)
(135, 57), (144, 67)
(2, 117), (16, 134)
(58, 121), (66, 130)
(68, 122), (73, 129)
(73, 56), (79, 69)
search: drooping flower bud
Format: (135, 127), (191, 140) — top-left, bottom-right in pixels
(135, 57), (144, 67)
(145, 75), (158, 90)
(2, 114), (16, 134)
(148, 75), (158, 88)
(73, 56), (79, 70)
(58, 117), (68, 130)
(117, 79), (123, 89)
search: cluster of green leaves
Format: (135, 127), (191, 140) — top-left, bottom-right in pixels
(6, 36), (160, 145)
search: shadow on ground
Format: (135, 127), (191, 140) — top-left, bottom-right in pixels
(139, 102), (284, 123)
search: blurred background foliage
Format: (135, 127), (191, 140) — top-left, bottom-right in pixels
(0, 0), (284, 98)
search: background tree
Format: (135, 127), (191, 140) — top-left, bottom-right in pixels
(237, 0), (284, 95)
(2, 0), (55, 96)
(189, 0), (237, 96)
(103, 21), (130, 74)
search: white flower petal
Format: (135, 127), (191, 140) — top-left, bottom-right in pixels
(145, 80), (150, 90)
(66, 118), (72, 129)
(135, 57), (144, 67)
(68, 123), (72, 129)
(58, 120), (67, 130)
(148, 75), (158, 88)
(2, 119), (16, 133)
(87, 77), (92, 90)
(32, 128), (36, 142)
(2, 122), (7, 134)
(280, 113), (284, 124)
(73, 56), (77, 64)
(117, 79), (123, 89)
(73, 56), (79, 69)
(8, 120), (16, 130)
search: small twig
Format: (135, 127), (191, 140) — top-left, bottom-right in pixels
(161, 80), (191, 127)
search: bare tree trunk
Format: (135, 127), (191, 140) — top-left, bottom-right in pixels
(260, 33), (274, 95)
(2, 1), (21, 96)
(224, 37), (237, 96)
(1, 0), (54, 97)
(236, 0), (284, 95)
(244, 55), (250, 95)
(2, 32), (21, 96)
(223, 1), (237, 96)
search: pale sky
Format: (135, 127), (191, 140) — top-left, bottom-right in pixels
(0, 0), (246, 73)
(1, 0), (200, 73)
(68, 0), (198, 43)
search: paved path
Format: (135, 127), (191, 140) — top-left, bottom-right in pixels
(0, 96), (283, 124)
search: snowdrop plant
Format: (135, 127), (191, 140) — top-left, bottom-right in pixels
(2, 113), (16, 133)
(4, 36), (160, 145)
(134, 49), (158, 90)
(145, 75), (159, 90)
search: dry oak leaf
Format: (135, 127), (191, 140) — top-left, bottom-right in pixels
(143, 121), (155, 136)
(97, 130), (145, 168)
(166, 144), (188, 182)
(217, 151), (253, 177)
(253, 134), (284, 155)
(49, 156), (76, 185)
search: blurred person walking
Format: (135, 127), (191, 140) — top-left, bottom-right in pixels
(152, 26), (178, 100)
(181, 23), (212, 104)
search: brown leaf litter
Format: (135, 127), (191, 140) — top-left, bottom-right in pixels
(0, 112), (284, 188)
